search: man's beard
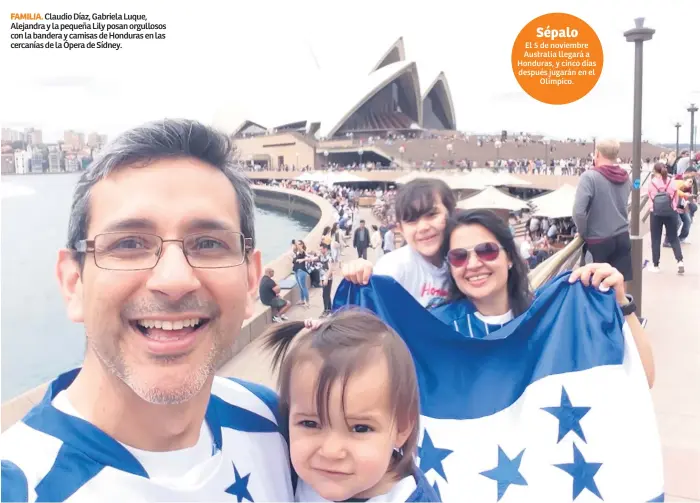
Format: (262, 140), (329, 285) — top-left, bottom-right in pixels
(89, 320), (234, 405)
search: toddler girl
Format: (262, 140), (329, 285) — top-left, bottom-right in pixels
(264, 309), (440, 502)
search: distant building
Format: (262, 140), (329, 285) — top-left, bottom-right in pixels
(63, 130), (85, 151)
(1, 153), (16, 174)
(65, 155), (80, 172)
(87, 132), (99, 147)
(87, 132), (108, 149)
(30, 147), (44, 173)
(220, 36), (457, 170)
(2, 128), (25, 143)
(24, 128), (42, 146)
(48, 146), (62, 173)
(14, 149), (31, 174)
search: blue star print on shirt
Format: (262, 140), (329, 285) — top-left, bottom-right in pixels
(225, 463), (254, 502)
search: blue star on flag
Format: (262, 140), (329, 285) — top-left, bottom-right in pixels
(542, 386), (591, 443)
(480, 446), (528, 501)
(418, 429), (453, 481)
(554, 443), (603, 500)
(225, 462), (254, 502)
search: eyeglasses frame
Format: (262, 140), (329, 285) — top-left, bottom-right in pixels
(74, 231), (253, 271)
(446, 242), (504, 267)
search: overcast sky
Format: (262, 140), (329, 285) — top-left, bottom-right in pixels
(2, 0), (698, 144)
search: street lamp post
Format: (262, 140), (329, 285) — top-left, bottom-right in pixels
(295, 152), (299, 172)
(624, 17), (655, 318)
(446, 143), (453, 168)
(323, 150), (329, 170)
(688, 103), (698, 155)
(543, 138), (551, 171)
(674, 123), (682, 159)
(399, 145), (405, 170)
(358, 149), (364, 166)
(494, 140), (502, 169)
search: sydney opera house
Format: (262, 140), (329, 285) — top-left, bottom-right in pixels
(217, 37), (457, 170)
(216, 36), (666, 170)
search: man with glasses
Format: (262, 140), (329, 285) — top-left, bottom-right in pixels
(1, 120), (295, 501)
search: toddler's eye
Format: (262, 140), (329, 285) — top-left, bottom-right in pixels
(299, 420), (319, 429)
(352, 424), (372, 433)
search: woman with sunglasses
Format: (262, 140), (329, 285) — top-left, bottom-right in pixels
(431, 209), (655, 387)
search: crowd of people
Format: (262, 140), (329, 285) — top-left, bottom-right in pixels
(572, 140), (697, 278)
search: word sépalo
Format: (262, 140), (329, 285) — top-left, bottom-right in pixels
(11, 13), (146, 21)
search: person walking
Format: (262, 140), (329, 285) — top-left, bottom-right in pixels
(572, 138), (633, 282)
(353, 219), (370, 259)
(646, 162), (684, 274)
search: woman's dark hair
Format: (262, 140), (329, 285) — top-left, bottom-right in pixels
(263, 308), (420, 479)
(322, 226), (331, 235)
(395, 178), (456, 223)
(443, 209), (533, 316)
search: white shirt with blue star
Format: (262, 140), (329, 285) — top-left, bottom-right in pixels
(0, 369), (295, 502)
(295, 468), (439, 502)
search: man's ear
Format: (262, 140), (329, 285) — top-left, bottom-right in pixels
(56, 249), (85, 323)
(244, 250), (263, 320)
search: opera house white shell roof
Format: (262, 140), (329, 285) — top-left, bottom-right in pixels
(214, 36), (457, 138)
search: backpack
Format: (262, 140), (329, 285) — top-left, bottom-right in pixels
(652, 179), (675, 217)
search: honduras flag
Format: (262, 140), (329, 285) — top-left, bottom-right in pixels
(333, 272), (664, 503)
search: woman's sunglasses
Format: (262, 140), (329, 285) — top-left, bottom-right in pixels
(447, 242), (503, 267)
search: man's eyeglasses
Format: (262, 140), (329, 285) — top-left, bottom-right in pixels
(446, 242), (503, 267)
(74, 231), (252, 271)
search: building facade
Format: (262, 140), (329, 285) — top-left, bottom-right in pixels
(14, 149), (31, 174)
(1, 153), (16, 174)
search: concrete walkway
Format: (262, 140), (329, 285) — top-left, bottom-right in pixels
(219, 210), (700, 501)
(642, 230), (699, 502)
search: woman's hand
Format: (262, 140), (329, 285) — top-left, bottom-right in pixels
(341, 258), (374, 285)
(304, 318), (323, 330)
(568, 262), (628, 305)
(570, 263), (655, 388)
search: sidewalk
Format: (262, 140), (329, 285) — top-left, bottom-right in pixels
(641, 231), (700, 502)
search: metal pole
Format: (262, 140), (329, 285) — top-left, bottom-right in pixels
(688, 104), (698, 155)
(624, 18), (655, 318)
(675, 123), (682, 159)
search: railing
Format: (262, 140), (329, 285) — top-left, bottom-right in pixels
(528, 190), (653, 288)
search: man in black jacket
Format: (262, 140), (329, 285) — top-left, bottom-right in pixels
(353, 219), (370, 259)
